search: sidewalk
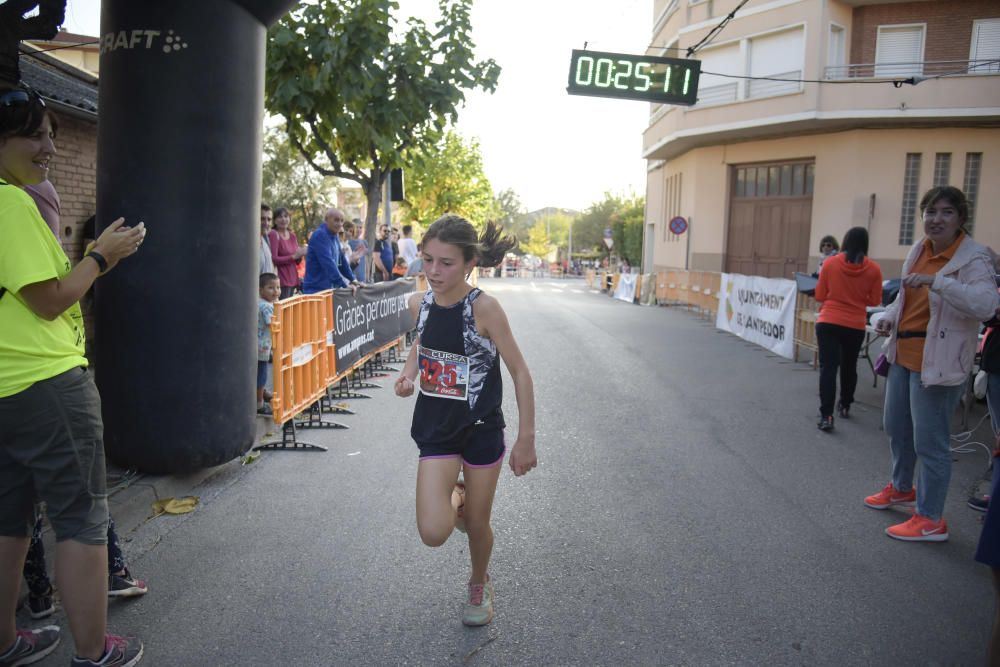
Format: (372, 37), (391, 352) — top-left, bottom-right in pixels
(19, 413), (276, 614)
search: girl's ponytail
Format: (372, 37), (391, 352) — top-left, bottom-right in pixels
(477, 221), (518, 269)
(422, 214), (518, 268)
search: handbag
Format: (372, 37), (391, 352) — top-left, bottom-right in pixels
(874, 352), (890, 377)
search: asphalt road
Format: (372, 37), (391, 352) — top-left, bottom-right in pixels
(30, 276), (995, 666)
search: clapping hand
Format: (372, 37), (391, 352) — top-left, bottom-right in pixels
(92, 218), (146, 272)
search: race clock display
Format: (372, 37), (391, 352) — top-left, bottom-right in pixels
(566, 50), (701, 105)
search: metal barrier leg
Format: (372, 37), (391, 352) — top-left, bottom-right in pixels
(320, 389), (356, 415)
(367, 352), (398, 374)
(295, 400), (349, 430)
(348, 367), (382, 390)
(338, 375), (373, 399)
(253, 420), (327, 452)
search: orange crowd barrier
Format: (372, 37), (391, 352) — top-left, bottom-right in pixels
(269, 294), (330, 427)
(650, 270), (722, 317)
(794, 292), (821, 366)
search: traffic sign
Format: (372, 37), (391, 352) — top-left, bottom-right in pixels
(669, 216), (688, 235)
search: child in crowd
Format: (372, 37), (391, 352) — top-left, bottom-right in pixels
(394, 215), (537, 627)
(23, 515), (147, 619)
(392, 256), (408, 279)
(257, 273), (280, 415)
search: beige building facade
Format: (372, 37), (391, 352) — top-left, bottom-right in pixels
(643, 0), (1000, 279)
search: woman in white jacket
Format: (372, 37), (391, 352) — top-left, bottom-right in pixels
(866, 185), (999, 542)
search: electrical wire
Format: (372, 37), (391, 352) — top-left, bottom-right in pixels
(686, 0), (751, 57)
(21, 40), (100, 58)
(698, 69), (916, 86)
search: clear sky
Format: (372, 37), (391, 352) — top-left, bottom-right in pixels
(60, 0), (652, 212)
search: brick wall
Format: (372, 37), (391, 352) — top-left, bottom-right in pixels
(45, 112), (98, 351)
(46, 112), (97, 263)
(850, 0), (999, 64)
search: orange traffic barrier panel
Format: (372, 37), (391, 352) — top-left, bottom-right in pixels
(688, 271), (704, 311)
(268, 293), (329, 427)
(704, 272), (721, 317)
(655, 271), (669, 302)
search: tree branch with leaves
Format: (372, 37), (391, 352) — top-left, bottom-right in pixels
(265, 0), (500, 244)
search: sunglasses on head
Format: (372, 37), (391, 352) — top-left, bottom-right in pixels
(0, 87), (45, 109)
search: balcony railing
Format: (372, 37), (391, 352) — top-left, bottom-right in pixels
(825, 59), (1000, 80)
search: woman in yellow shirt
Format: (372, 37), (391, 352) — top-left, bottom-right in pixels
(0, 85), (145, 666)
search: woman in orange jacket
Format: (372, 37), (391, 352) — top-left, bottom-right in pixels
(814, 227), (884, 431)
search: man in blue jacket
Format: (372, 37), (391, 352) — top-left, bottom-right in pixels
(302, 208), (363, 293)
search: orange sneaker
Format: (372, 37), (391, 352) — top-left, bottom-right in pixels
(864, 483), (915, 510)
(885, 514), (948, 542)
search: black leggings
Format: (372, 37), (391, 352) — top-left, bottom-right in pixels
(816, 322), (866, 418)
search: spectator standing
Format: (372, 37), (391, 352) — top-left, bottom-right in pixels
(257, 273), (280, 415)
(259, 204), (275, 275)
(0, 85), (145, 666)
(976, 430), (1000, 663)
(23, 514), (147, 620)
(813, 227), (883, 431)
(977, 294), (1000, 663)
(373, 224), (394, 283)
(302, 208), (361, 293)
(23, 177), (60, 240)
(814, 235), (839, 276)
(399, 224), (419, 267)
(21, 181), (148, 617)
(867, 186), (999, 541)
(343, 219), (369, 284)
(405, 243), (424, 277)
(392, 256), (408, 279)
(267, 207), (305, 299)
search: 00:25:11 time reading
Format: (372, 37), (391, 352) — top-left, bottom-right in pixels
(573, 56), (692, 94)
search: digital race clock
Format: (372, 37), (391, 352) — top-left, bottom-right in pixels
(566, 49), (701, 105)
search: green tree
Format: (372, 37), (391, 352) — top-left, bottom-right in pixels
(494, 188), (524, 231)
(535, 211), (574, 252)
(575, 192), (645, 263)
(610, 196), (645, 267)
(265, 0), (500, 245)
(519, 220), (553, 259)
(261, 127), (338, 238)
(400, 131), (499, 228)
(575, 194), (622, 254)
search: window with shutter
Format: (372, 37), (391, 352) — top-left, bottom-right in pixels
(829, 25), (845, 69)
(695, 43), (741, 106)
(747, 28), (804, 98)
(970, 19), (1000, 74)
(875, 25), (924, 77)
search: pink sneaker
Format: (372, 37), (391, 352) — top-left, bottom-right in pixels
(885, 514), (948, 542)
(864, 482), (915, 510)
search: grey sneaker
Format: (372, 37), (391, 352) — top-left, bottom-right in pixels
(462, 577), (494, 626)
(0, 626), (60, 666)
(108, 569), (148, 598)
(70, 634), (143, 667)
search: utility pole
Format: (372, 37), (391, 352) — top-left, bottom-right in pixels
(568, 217), (573, 276)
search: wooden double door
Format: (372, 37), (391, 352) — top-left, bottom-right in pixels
(724, 160), (814, 279)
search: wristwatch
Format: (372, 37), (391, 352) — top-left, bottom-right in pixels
(85, 251), (108, 273)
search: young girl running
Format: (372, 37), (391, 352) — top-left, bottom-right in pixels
(394, 214), (537, 626)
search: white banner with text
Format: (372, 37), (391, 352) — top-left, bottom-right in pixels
(716, 273), (797, 359)
(613, 273), (637, 303)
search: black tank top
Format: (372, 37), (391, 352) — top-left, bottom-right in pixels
(410, 288), (504, 444)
